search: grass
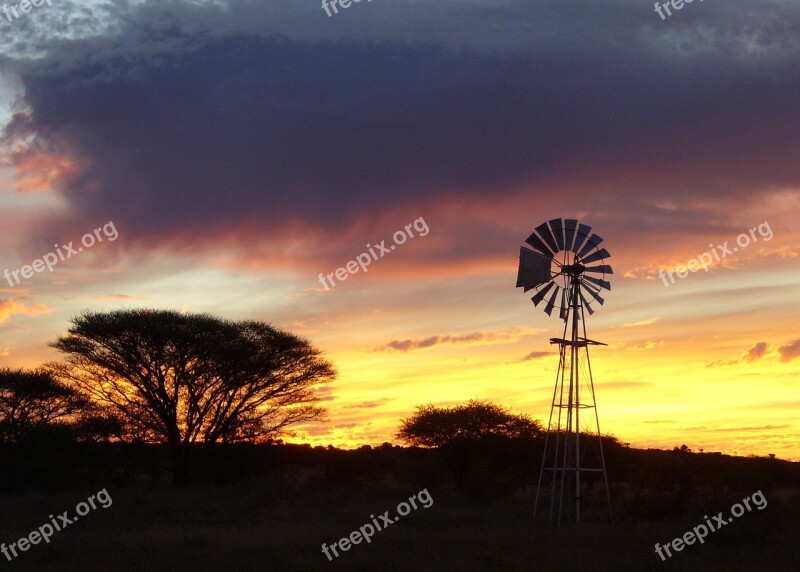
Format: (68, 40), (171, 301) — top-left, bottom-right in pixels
(1, 483), (797, 571)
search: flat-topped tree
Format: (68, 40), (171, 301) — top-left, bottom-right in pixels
(48, 309), (335, 478)
(396, 400), (542, 448)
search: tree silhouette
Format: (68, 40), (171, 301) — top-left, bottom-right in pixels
(396, 400), (542, 447)
(72, 408), (128, 443)
(0, 368), (89, 443)
(397, 400), (542, 495)
(48, 310), (335, 473)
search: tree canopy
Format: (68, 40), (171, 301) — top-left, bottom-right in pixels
(0, 368), (89, 443)
(48, 309), (335, 448)
(396, 400), (542, 448)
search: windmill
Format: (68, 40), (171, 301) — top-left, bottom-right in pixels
(515, 218), (613, 524)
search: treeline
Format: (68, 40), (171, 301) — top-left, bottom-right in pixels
(2, 439), (797, 511)
(0, 368), (122, 444)
(1, 308), (337, 481)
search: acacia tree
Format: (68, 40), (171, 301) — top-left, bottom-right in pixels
(48, 310), (335, 458)
(397, 400), (542, 494)
(396, 400), (542, 447)
(0, 368), (89, 443)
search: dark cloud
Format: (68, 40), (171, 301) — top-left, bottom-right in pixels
(778, 339), (800, 363)
(707, 341), (770, 367)
(521, 351), (554, 361)
(380, 336), (441, 353)
(706, 359), (739, 368)
(310, 385), (336, 402)
(742, 342), (770, 362)
(2, 0), (800, 265)
(342, 398), (394, 410)
(376, 328), (527, 352)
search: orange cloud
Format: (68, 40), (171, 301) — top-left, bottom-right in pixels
(620, 317), (659, 328)
(0, 299), (52, 324)
(8, 145), (85, 193)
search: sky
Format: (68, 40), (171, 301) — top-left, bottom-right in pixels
(0, 0), (798, 459)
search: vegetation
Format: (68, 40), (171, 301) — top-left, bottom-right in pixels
(44, 309), (335, 479)
(0, 368), (88, 443)
(396, 399), (542, 447)
(396, 400), (543, 497)
(0, 443), (797, 571)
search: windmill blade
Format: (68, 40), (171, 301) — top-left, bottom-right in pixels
(584, 264), (614, 275)
(536, 222), (560, 254)
(582, 278), (609, 302)
(578, 233), (604, 258)
(583, 275), (611, 291)
(580, 248), (611, 265)
(558, 287), (569, 320)
(549, 218), (565, 251)
(525, 231), (555, 256)
(544, 287), (560, 316)
(571, 223), (593, 254)
(531, 281), (556, 307)
(517, 247), (553, 289)
(581, 282), (605, 305)
(582, 277), (602, 293)
(579, 289), (595, 315)
(563, 219), (578, 252)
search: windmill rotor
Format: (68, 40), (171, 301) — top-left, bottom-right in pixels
(516, 218), (613, 319)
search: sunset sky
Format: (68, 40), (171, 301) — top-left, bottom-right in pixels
(1, 0), (798, 460)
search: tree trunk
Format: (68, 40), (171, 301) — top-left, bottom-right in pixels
(167, 425), (188, 485)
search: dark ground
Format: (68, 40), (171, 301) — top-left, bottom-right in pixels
(0, 443), (798, 571)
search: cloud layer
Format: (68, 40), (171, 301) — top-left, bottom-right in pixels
(2, 0), (800, 271)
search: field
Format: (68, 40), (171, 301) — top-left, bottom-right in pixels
(0, 444), (798, 571)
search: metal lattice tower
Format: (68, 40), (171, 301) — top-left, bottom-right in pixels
(515, 218), (613, 524)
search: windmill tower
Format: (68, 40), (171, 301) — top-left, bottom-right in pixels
(515, 218), (613, 524)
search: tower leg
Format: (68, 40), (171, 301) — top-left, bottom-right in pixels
(534, 281), (612, 524)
